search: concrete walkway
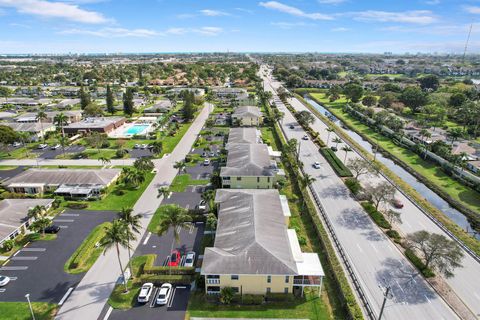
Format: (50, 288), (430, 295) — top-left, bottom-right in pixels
(54, 103), (212, 320)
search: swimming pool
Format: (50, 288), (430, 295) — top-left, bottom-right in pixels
(124, 124), (150, 135)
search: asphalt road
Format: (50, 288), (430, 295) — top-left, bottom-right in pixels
(54, 103), (212, 320)
(261, 67), (458, 320)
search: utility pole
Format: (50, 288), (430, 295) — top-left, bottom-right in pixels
(378, 285), (391, 320)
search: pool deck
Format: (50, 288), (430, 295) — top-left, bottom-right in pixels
(108, 122), (154, 138)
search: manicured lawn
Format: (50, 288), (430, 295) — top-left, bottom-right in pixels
(0, 302), (58, 320)
(160, 121), (193, 156)
(64, 221), (111, 274)
(87, 172), (155, 211)
(186, 290), (331, 320)
(58, 148), (123, 160)
(260, 127), (279, 151)
(310, 92), (480, 214)
(0, 166), (17, 170)
(168, 174), (209, 192)
(0, 147), (38, 159)
(0, 233), (56, 258)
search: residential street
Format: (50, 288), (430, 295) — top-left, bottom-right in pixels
(54, 103), (213, 320)
(262, 70), (459, 320)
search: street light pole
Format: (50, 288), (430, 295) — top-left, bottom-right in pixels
(378, 285), (391, 320)
(25, 294), (36, 320)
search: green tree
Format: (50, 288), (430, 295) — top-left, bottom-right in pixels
(362, 95), (377, 107)
(157, 186), (170, 199)
(133, 157), (154, 172)
(85, 132), (108, 152)
(122, 169), (146, 188)
(27, 205), (46, 220)
(343, 83), (364, 103)
(418, 75), (440, 91)
(332, 137), (342, 149)
(296, 110), (315, 127)
(36, 110), (48, 143)
(399, 86), (428, 113)
(341, 145), (353, 162)
(29, 217), (51, 236)
(54, 112), (69, 157)
(325, 127), (335, 146)
(406, 231), (464, 278)
(446, 127), (463, 145)
(378, 93), (395, 109)
(123, 87), (134, 116)
(0, 86), (12, 103)
(364, 182), (396, 210)
(100, 220), (131, 292)
(79, 85), (91, 110)
(106, 84), (115, 115)
(0, 125), (18, 154)
(83, 104), (104, 117)
(347, 158), (378, 180)
(117, 208), (142, 278)
(148, 141), (163, 155)
(220, 287), (235, 305)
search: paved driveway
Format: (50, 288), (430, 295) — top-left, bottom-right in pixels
(32, 145), (85, 159)
(0, 166), (26, 182)
(0, 210), (116, 303)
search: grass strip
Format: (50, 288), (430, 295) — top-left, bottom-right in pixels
(319, 148), (353, 177)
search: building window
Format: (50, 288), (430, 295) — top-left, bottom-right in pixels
(267, 177), (271, 182)
(285, 276), (289, 283)
(257, 177), (260, 182)
(232, 287), (239, 293)
(267, 275), (271, 283)
(222, 176), (231, 180)
(236, 177), (241, 181)
(284, 287), (289, 294)
(266, 287), (271, 294)
(231, 275), (239, 280)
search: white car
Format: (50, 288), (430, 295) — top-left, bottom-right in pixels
(133, 144), (140, 149)
(141, 144), (148, 149)
(198, 200), (207, 211)
(203, 159), (210, 166)
(12, 142), (22, 148)
(137, 282), (154, 303)
(313, 161), (321, 169)
(156, 283), (173, 305)
(184, 251), (196, 267)
(37, 144), (48, 149)
(302, 135), (309, 140)
(50, 144), (61, 150)
(0, 275), (10, 287)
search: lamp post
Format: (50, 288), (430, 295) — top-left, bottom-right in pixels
(378, 284), (392, 320)
(25, 294), (36, 320)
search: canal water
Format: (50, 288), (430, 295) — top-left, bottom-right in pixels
(305, 96), (479, 239)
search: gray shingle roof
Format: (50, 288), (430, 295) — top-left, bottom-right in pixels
(227, 128), (260, 145)
(232, 106), (262, 118)
(220, 144), (274, 177)
(5, 169), (121, 187)
(202, 189), (297, 275)
(4, 122), (55, 133)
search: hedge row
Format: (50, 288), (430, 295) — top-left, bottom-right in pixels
(360, 202), (392, 229)
(344, 178), (361, 195)
(404, 248), (435, 278)
(143, 254), (195, 275)
(320, 148), (353, 177)
(139, 274), (193, 285)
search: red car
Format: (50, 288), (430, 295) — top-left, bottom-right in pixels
(392, 199), (404, 209)
(168, 250), (181, 267)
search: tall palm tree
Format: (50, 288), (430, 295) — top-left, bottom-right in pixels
(332, 137), (342, 149)
(326, 127), (335, 146)
(36, 110), (48, 143)
(155, 205), (192, 274)
(117, 208), (142, 278)
(101, 219), (131, 292)
(341, 145), (353, 163)
(149, 141), (163, 156)
(302, 174), (316, 189)
(157, 186), (170, 199)
(27, 205), (46, 220)
(54, 113), (68, 157)
(173, 160), (186, 174)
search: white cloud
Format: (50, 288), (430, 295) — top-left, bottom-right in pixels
(425, 0), (440, 5)
(331, 27), (349, 32)
(9, 22), (31, 28)
(381, 23), (479, 36)
(194, 27), (223, 36)
(200, 9), (229, 17)
(350, 10), (437, 25)
(318, 0), (346, 4)
(0, 0), (108, 24)
(235, 7), (254, 14)
(464, 6), (480, 14)
(271, 21), (314, 29)
(259, 1), (333, 20)
(60, 27), (158, 37)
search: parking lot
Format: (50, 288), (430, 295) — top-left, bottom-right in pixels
(0, 166), (26, 182)
(32, 145), (85, 159)
(0, 210), (117, 303)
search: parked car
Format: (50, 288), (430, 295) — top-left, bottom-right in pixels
(330, 146), (338, 152)
(37, 144), (48, 149)
(302, 135), (309, 140)
(168, 250), (181, 267)
(209, 151), (215, 157)
(141, 144), (148, 149)
(0, 275), (10, 287)
(197, 200), (207, 211)
(156, 283), (173, 305)
(289, 125), (295, 129)
(313, 161), (321, 169)
(201, 152), (207, 157)
(137, 283), (154, 303)
(203, 159), (210, 166)
(184, 251), (196, 267)
(12, 142), (21, 148)
(44, 225), (60, 234)
(392, 199), (404, 209)
(50, 144), (60, 150)
(133, 144), (140, 149)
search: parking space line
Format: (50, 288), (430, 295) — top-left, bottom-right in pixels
(189, 224), (194, 234)
(54, 219), (75, 223)
(59, 226), (69, 229)
(150, 287), (159, 308)
(143, 232), (152, 245)
(0, 266), (28, 271)
(167, 287), (177, 308)
(58, 287), (74, 306)
(102, 307), (113, 320)
(11, 256), (37, 261)
(60, 213), (79, 217)
(0, 289), (6, 293)
(20, 248), (46, 252)
(8, 277), (18, 280)
(185, 204), (190, 210)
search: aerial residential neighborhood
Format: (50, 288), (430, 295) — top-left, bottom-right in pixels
(1, 1), (480, 320)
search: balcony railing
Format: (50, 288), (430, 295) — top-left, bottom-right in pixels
(206, 279), (220, 284)
(293, 276), (321, 286)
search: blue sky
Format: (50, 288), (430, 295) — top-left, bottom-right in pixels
(0, 0), (480, 54)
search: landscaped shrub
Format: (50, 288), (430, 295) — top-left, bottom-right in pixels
(1, 239), (14, 252)
(404, 248), (435, 278)
(386, 229), (401, 243)
(66, 202), (88, 209)
(139, 274), (192, 285)
(241, 294), (264, 305)
(344, 178), (361, 195)
(361, 202), (392, 229)
(320, 148), (353, 177)
(220, 287), (235, 305)
(265, 293), (296, 302)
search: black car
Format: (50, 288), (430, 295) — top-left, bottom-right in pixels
(289, 125), (295, 129)
(330, 146), (338, 152)
(44, 225), (60, 234)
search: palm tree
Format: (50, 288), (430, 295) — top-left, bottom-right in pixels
(30, 217), (51, 236)
(302, 174), (316, 188)
(117, 208), (142, 278)
(36, 110), (48, 143)
(326, 127), (335, 146)
(447, 127), (463, 146)
(201, 189), (215, 211)
(27, 205), (46, 220)
(157, 186), (170, 199)
(173, 160), (186, 174)
(98, 156), (111, 166)
(155, 205), (192, 274)
(341, 145), (353, 163)
(18, 132), (32, 158)
(101, 219), (131, 292)
(149, 141), (163, 156)
(332, 137), (342, 149)
(54, 113), (68, 157)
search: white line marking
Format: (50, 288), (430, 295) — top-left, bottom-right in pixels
(150, 287), (159, 308)
(0, 266), (28, 271)
(9, 277), (17, 280)
(102, 306), (113, 320)
(54, 219), (74, 223)
(356, 243), (363, 253)
(59, 226), (69, 229)
(369, 243), (379, 253)
(60, 213), (79, 217)
(11, 256), (37, 261)
(424, 294), (431, 304)
(58, 287), (74, 305)
(176, 286), (186, 289)
(167, 287), (176, 308)
(143, 232), (152, 245)
(0, 289), (5, 293)
(13, 251), (19, 257)
(20, 248), (45, 252)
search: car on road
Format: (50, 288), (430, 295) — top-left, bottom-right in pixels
(289, 125), (295, 129)
(330, 146), (338, 152)
(391, 199), (404, 209)
(12, 142), (22, 148)
(50, 144), (61, 150)
(133, 144), (140, 149)
(44, 225), (60, 234)
(302, 135), (309, 140)
(156, 283), (173, 305)
(0, 275), (10, 287)
(37, 144), (48, 149)
(137, 283), (154, 303)
(197, 200), (207, 211)
(168, 250), (181, 267)
(203, 159), (210, 166)
(184, 251), (196, 267)
(313, 161), (321, 169)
